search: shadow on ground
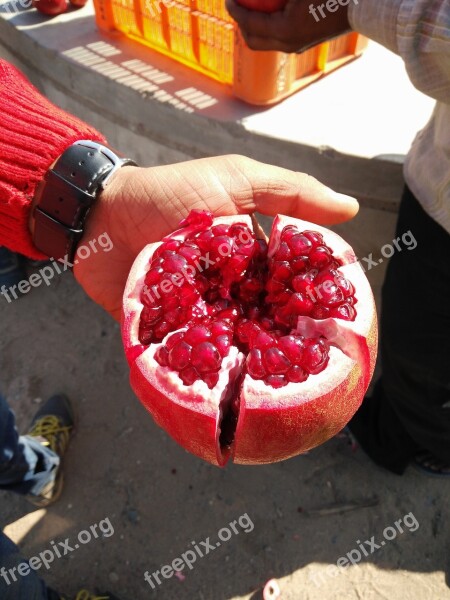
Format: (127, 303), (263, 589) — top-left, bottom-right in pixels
(1, 211), (449, 600)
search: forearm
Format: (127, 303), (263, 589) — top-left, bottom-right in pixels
(0, 60), (106, 259)
(349, 0), (450, 103)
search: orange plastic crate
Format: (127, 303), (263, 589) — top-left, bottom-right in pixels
(92, 0), (368, 105)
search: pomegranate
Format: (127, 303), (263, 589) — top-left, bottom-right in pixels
(122, 211), (377, 466)
(33, 0), (67, 14)
(235, 0), (287, 12)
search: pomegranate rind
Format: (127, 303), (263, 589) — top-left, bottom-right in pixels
(122, 213), (377, 467)
(232, 216), (377, 464)
(129, 343), (244, 466)
(122, 216), (253, 466)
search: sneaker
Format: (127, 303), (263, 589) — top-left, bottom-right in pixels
(59, 590), (124, 600)
(0, 247), (26, 290)
(412, 450), (450, 478)
(26, 394), (75, 507)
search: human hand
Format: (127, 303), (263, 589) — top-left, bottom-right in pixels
(226, 0), (351, 52)
(74, 155), (359, 321)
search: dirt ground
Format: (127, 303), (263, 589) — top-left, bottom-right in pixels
(1, 211), (449, 600)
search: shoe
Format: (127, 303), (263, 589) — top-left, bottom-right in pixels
(335, 425), (359, 452)
(412, 450), (450, 478)
(58, 590), (124, 600)
(0, 247), (26, 289)
(25, 394), (75, 507)
(26, 257), (52, 269)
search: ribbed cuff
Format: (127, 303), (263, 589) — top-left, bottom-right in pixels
(0, 60), (106, 259)
(348, 0), (403, 55)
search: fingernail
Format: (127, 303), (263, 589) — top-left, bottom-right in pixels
(330, 191), (359, 211)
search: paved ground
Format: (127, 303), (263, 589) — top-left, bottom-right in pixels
(1, 209), (449, 600)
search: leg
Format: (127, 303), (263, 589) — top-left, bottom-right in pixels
(349, 186), (450, 474)
(0, 530), (58, 599)
(0, 394), (60, 496)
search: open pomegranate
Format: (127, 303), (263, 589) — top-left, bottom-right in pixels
(122, 211), (377, 466)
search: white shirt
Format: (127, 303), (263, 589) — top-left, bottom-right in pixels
(349, 0), (450, 233)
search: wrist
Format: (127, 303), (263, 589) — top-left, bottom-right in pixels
(30, 141), (137, 263)
(305, 2), (351, 46)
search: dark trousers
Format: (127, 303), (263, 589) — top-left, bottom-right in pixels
(349, 186), (450, 474)
(0, 395), (59, 598)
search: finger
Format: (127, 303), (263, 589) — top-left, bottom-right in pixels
(222, 156), (359, 225)
(226, 0), (275, 36)
(239, 31), (298, 52)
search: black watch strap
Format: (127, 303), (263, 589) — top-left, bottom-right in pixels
(32, 140), (137, 263)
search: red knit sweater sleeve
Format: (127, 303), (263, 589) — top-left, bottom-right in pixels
(0, 60), (107, 259)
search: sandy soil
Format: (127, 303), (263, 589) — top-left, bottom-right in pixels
(1, 212), (449, 600)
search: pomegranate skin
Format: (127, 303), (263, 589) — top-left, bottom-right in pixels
(33, 0), (67, 14)
(235, 0), (287, 12)
(122, 214), (377, 466)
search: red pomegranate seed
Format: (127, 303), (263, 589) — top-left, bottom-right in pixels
(287, 234), (312, 255)
(165, 332), (184, 350)
(179, 244), (202, 264)
(292, 273), (315, 295)
(155, 346), (169, 366)
(247, 349), (267, 379)
(281, 225), (298, 241)
(286, 293), (314, 315)
(272, 261), (292, 281)
(264, 348), (291, 374)
(260, 317), (275, 330)
(145, 266), (165, 286)
(291, 256), (309, 273)
(191, 342), (222, 373)
(302, 339), (329, 374)
(212, 224), (230, 236)
(141, 306), (162, 324)
(252, 331), (275, 350)
(287, 365), (308, 383)
(276, 242), (292, 261)
(154, 322), (171, 339)
(303, 231), (324, 246)
(265, 375), (288, 388)
(309, 246), (332, 268)
(179, 209), (213, 229)
(184, 326), (211, 345)
(211, 320), (232, 337)
(215, 335), (231, 357)
(204, 372), (220, 389)
(168, 342), (192, 370)
(278, 335), (304, 363)
(179, 367), (199, 385)
(163, 255), (188, 273)
(330, 304), (356, 320)
(311, 305), (330, 319)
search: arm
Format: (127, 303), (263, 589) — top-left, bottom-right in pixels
(349, 0), (450, 103)
(0, 61), (359, 320)
(0, 60), (106, 259)
(227, 0), (450, 103)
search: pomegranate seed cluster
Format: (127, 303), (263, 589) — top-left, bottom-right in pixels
(155, 320), (233, 389)
(266, 226), (357, 325)
(237, 321), (329, 389)
(139, 212), (357, 390)
(139, 213), (258, 345)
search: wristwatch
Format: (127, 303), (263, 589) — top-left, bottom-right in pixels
(31, 140), (137, 263)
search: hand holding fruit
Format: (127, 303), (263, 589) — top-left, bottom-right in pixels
(73, 155), (359, 322)
(226, 0), (352, 53)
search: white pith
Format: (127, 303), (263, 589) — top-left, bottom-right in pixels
(135, 338), (244, 416)
(242, 346), (354, 408)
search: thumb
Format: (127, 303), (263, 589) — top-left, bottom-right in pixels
(225, 156), (359, 225)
